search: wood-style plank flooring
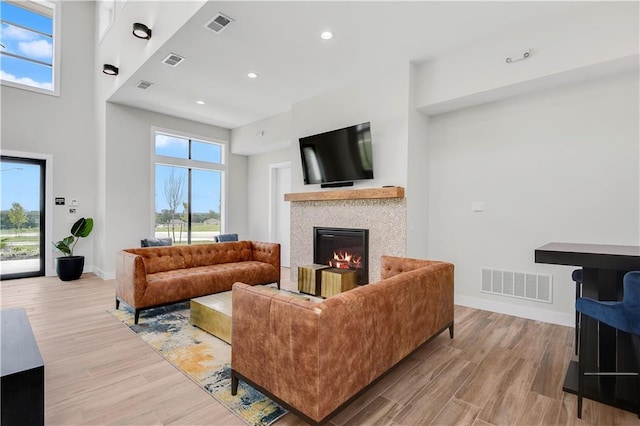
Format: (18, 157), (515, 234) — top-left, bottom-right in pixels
(1, 271), (637, 425)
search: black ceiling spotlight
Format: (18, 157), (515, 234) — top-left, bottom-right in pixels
(132, 22), (152, 40)
(103, 64), (119, 76)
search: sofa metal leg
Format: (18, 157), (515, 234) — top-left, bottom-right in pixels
(231, 369), (239, 395)
(449, 323), (454, 339)
(134, 309), (141, 325)
(115, 298), (120, 310)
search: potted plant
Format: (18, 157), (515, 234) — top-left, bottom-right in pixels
(52, 217), (94, 281)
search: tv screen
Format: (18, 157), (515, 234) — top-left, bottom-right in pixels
(299, 122), (374, 186)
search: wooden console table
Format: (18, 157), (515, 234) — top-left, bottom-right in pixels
(535, 242), (640, 413)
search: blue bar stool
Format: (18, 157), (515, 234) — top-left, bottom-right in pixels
(575, 270), (640, 418)
(572, 269), (583, 355)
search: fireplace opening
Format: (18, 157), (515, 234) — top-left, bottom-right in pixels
(314, 227), (369, 285)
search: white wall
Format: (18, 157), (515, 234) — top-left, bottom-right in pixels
(231, 111), (292, 156)
(100, 103), (245, 278)
(1, 1), (96, 276)
(93, 1), (207, 278)
(290, 66), (410, 193)
(416, 2), (639, 115)
(426, 72), (639, 325)
(406, 63), (431, 258)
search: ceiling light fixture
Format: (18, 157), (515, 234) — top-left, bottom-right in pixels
(320, 31), (333, 40)
(102, 64), (119, 76)
(196, 100), (205, 105)
(247, 72), (258, 79)
(132, 22), (152, 40)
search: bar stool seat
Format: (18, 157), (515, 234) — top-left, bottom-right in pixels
(575, 270), (640, 418)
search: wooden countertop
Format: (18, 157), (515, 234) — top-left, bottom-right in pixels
(535, 242), (640, 270)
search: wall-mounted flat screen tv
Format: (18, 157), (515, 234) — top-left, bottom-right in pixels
(299, 122), (374, 187)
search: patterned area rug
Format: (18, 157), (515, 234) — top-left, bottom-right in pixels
(109, 303), (287, 426)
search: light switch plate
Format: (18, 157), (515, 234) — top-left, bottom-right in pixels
(471, 202), (485, 212)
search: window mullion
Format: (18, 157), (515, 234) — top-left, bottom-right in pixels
(6, 0), (53, 18)
(1, 51), (52, 68)
(0, 19), (52, 37)
(187, 168), (192, 245)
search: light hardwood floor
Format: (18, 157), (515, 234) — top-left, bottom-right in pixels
(1, 271), (637, 425)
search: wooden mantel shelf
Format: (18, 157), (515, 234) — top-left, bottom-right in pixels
(285, 186), (404, 202)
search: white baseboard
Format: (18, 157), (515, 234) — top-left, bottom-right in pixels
(92, 267), (114, 280)
(455, 294), (575, 327)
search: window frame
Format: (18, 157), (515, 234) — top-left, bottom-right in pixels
(0, 0), (60, 96)
(150, 127), (227, 244)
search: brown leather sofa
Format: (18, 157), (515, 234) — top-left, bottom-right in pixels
(231, 255), (454, 425)
(115, 241), (280, 323)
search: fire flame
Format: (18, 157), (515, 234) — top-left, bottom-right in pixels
(329, 251), (362, 269)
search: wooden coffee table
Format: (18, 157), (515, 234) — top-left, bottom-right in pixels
(190, 286), (320, 344)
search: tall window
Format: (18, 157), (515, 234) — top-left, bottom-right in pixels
(154, 131), (225, 245)
(0, 0), (58, 94)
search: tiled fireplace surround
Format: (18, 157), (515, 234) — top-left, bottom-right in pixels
(289, 194), (407, 284)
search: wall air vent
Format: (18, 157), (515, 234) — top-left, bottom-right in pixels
(205, 12), (233, 34)
(162, 53), (185, 67)
(481, 268), (552, 303)
(136, 80), (153, 90)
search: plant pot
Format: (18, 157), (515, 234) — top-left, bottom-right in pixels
(56, 256), (85, 281)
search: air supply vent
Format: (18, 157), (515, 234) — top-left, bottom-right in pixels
(205, 12), (233, 34)
(136, 80), (153, 90)
(162, 53), (185, 67)
(481, 268), (552, 303)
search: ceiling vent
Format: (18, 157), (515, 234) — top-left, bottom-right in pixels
(205, 12), (233, 34)
(162, 53), (185, 67)
(136, 80), (153, 90)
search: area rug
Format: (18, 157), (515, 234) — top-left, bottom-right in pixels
(108, 303), (287, 426)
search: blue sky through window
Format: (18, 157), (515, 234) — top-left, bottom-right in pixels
(0, 1), (54, 90)
(1, 160), (40, 211)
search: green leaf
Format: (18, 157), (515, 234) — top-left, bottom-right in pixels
(52, 240), (71, 255)
(71, 217), (93, 238)
(53, 217), (93, 257)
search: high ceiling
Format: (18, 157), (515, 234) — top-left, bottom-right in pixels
(108, 1), (589, 131)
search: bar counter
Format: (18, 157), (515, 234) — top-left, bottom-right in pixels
(535, 242), (640, 414)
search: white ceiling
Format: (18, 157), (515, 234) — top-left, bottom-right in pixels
(108, 1), (589, 131)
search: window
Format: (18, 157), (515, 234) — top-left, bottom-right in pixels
(0, 0), (58, 94)
(97, 0), (114, 42)
(153, 130), (225, 245)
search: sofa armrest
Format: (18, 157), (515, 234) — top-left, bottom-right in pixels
(232, 282), (321, 420)
(250, 241), (280, 285)
(115, 250), (148, 307)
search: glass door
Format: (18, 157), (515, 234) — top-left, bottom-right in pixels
(0, 156), (45, 279)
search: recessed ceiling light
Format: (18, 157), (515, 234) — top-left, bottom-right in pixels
(196, 100), (205, 105)
(321, 31), (333, 40)
(247, 72), (258, 79)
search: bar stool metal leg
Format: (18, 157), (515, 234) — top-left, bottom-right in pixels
(572, 269), (583, 356)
